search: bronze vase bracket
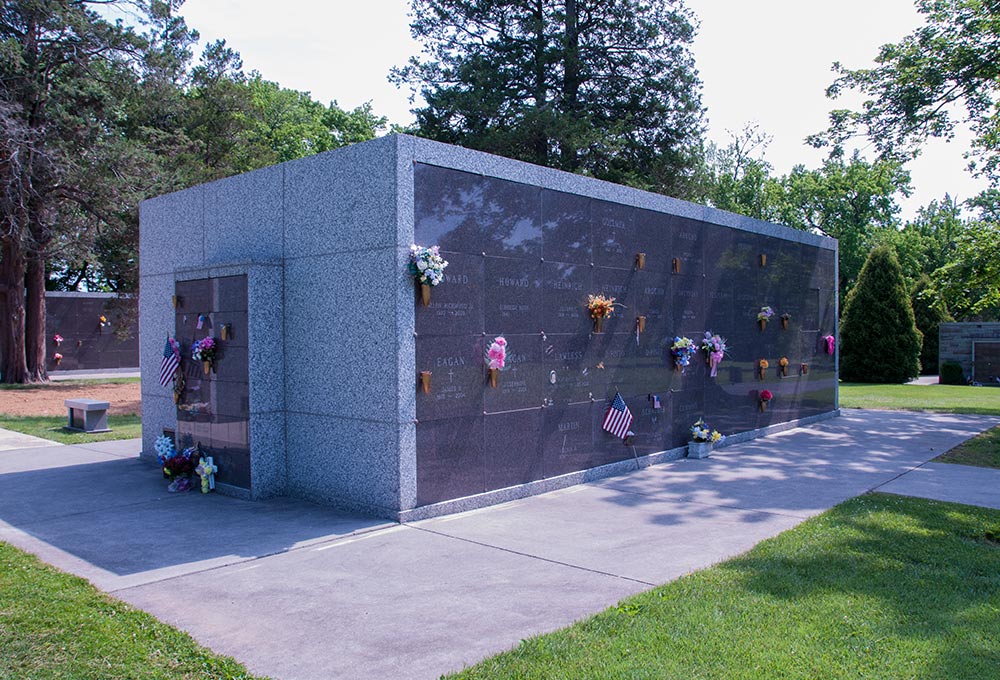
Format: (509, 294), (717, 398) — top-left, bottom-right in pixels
(672, 257), (681, 274)
(759, 319), (767, 331)
(203, 361), (211, 375)
(594, 315), (605, 333)
(759, 253), (767, 267)
(635, 252), (646, 271)
(488, 367), (499, 388)
(801, 363), (809, 375)
(781, 318), (789, 330)
(419, 283), (431, 307)
(419, 371), (432, 394)
(636, 316), (646, 333)
(760, 400), (768, 412)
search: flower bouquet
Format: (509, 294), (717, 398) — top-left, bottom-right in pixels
(192, 337), (217, 374)
(757, 306), (774, 330)
(780, 312), (791, 330)
(689, 418), (724, 459)
(587, 294), (619, 333)
(671, 336), (698, 372)
(759, 389), (773, 412)
(53, 352), (63, 366)
(779, 356), (789, 376)
(409, 244), (449, 306)
(758, 358), (769, 380)
(53, 334), (63, 346)
(155, 436), (201, 491)
(486, 336), (507, 387)
(702, 331), (728, 377)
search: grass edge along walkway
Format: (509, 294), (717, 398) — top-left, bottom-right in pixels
(839, 382), (1000, 416)
(449, 493), (1000, 679)
(0, 541), (265, 680)
(0, 414), (141, 444)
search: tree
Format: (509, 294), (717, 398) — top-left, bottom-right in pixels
(840, 246), (922, 383)
(775, 153), (911, 301)
(933, 220), (1000, 320)
(391, 0), (706, 198)
(911, 275), (952, 374)
(883, 194), (964, 289)
(699, 122), (784, 221)
(810, 0), (1000, 184)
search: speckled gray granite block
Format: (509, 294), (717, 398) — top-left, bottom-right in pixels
(139, 186), (206, 276)
(283, 136), (398, 260)
(247, 265), (284, 414)
(140, 393), (176, 463)
(249, 410), (285, 499)
(285, 412), (401, 517)
(283, 248), (399, 421)
(204, 165), (284, 266)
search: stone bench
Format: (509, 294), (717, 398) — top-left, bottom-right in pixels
(64, 399), (111, 433)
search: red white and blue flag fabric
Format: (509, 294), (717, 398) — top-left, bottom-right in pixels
(158, 335), (180, 387)
(602, 391), (634, 440)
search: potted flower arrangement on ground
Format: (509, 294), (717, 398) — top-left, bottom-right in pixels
(670, 336), (697, 372)
(409, 244), (449, 306)
(192, 336), (217, 374)
(486, 336), (507, 387)
(155, 435), (201, 492)
(701, 331), (728, 377)
(689, 418), (724, 459)
(757, 306), (774, 330)
(587, 294), (619, 333)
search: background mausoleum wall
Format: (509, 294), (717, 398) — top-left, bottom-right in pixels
(939, 322), (1000, 384)
(140, 134), (839, 520)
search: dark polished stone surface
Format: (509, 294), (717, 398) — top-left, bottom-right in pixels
(174, 275), (251, 490)
(412, 166), (838, 507)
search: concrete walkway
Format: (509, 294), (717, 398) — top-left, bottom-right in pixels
(0, 427), (60, 451)
(0, 409), (997, 680)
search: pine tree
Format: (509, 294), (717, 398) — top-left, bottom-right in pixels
(840, 246), (922, 383)
(910, 275), (951, 375)
(392, 0), (705, 198)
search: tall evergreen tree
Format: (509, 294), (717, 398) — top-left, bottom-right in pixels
(840, 246), (922, 383)
(910, 275), (952, 375)
(392, 0), (706, 198)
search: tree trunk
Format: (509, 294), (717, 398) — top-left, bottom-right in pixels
(560, 0), (580, 170)
(531, 0), (549, 165)
(0, 238), (29, 384)
(25, 251), (47, 382)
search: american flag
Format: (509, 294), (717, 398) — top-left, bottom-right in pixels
(602, 392), (634, 440)
(158, 335), (180, 387)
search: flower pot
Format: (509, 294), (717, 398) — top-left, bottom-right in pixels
(420, 283), (431, 307)
(488, 367), (499, 388)
(781, 318), (789, 330)
(594, 315), (604, 333)
(419, 371), (432, 394)
(758, 319), (767, 331)
(636, 316), (646, 333)
(760, 400), (768, 412)
(688, 441), (713, 459)
(202, 361), (211, 375)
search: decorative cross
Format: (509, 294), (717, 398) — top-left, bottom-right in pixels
(196, 456), (218, 494)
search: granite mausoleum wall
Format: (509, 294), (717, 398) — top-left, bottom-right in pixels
(939, 322), (1000, 383)
(45, 292), (138, 371)
(140, 134), (839, 520)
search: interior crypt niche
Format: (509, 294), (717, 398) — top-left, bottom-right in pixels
(139, 134), (838, 520)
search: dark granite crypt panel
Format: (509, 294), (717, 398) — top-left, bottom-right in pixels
(413, 164), (837, 507)
(174, 276), (251, 490)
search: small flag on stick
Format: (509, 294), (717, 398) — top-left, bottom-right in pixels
(158, 335), (180, 387)
(602, 391), (634, 440)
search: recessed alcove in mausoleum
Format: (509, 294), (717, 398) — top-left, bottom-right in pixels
(139, 134), (839, 520)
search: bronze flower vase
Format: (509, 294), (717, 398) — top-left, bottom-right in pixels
(488, 368), (499, 388)
(419, 371), (432, 394)
(781, 365), (788, 377)
(758, 319), (767, 331)
(801, 363), (809, 375)
(760, 400), (767, 412)
(594, 315), (604, 333)
(420, 283), (431, 307)
(202, 361), (211, 375)
(781, 317), (789, 330)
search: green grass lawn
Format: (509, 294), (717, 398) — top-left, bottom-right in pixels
(839, 382), (1000, 416)
(450, 493), (1000, 679)
(0, 377), (140, 391)
(935, 425), (1000, 470)
(0, 415), (142, 444)
(0, 541), (264, 680)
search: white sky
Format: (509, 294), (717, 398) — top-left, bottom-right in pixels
(178, 0), (987, 220)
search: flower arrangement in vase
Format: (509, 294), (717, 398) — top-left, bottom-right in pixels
(587, 294), (619, 333)
(779, 357), (789, 376)
(409, 244), (449, 306)
(486, 336), (507, 387)
(155, 436), (201, 492)
(759, 389), (773, 412)
(757, 306), (774, 330)
(53, 352), (63, 366)
(689, 418), (724, 458)
(780, 312), (791, 330)
(758, 358), (769, 380)
(671, 336), (698, 372)
(191, 337), (217, 374)
(702, 331), (728, 377)
(53, 334), (63, 346)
